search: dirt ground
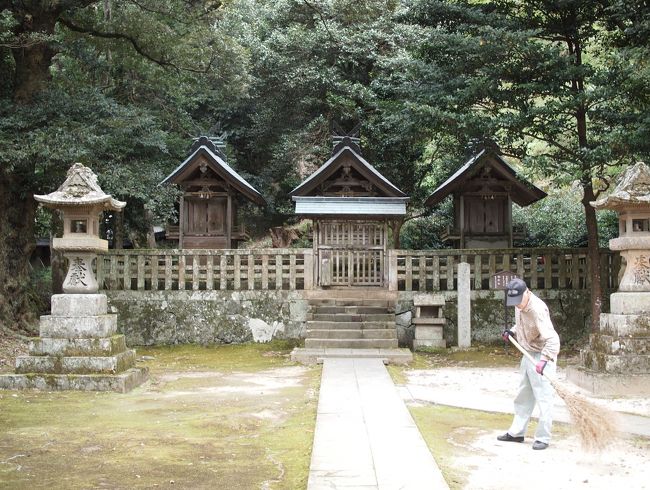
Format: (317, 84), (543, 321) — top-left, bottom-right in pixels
(401, 351), (650, 490)
(2, 336), (649, 489)
(0, 340), (319, 489)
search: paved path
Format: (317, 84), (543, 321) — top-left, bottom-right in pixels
(308, 358), (449, 489)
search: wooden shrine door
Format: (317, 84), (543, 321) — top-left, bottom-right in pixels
(316, 220), (386, 287)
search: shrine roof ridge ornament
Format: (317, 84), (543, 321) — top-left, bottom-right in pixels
(34, 163), (125, 210)
(591, 162), (650, 211)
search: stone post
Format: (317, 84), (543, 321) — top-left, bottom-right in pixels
(457, 262), (471, 348)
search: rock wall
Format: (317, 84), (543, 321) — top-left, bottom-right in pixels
(107, 289), (599, 348)
(396, 290), (599, 348)
(106, 290), (308, 346)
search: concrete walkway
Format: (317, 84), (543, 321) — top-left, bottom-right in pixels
(308, 358), (449, 490)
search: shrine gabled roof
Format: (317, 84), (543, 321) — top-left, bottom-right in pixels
(425, 149), (547, 207)
(289, 144), (406, 198)
(161, 144), (265, 205)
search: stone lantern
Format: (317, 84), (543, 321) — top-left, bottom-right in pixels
(567, 162), (650, 395)
(0, 163), (147, 392)
(34, 162), (125, 293)
(593, 162), (650, 296)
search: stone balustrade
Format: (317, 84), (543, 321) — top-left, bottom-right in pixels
(96, 247), (620, 293)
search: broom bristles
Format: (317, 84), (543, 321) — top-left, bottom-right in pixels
(549, 378), (619, 452)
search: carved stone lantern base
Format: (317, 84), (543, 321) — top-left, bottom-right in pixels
(0, 294), (148, 393)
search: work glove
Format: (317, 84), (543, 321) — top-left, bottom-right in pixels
(536, 360), (548, 375)
(502, 329), (515, 342)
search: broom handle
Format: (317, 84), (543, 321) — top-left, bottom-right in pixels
(507, 335), (555, 381)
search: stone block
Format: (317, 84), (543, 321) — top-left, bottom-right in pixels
(579, 350), (650, 374)
(29, 335), (127, 357)
(15, 350), (136, 375)
(39, 314), (117, 338)
(413, 339), (446, 349)
(414, 326), (444, 340)
(600, 313), (650, 336)
(610, 292), (650, 315)
(0, 367), (149, 393)
(566, 366), (650, 396)
(51, 294), (108, 316)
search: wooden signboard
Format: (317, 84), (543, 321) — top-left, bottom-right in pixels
(490, 270), (519, 290)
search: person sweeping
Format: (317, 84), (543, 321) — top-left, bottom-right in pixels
(498, 277), (560, 450)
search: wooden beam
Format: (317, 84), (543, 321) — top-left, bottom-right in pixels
(179, 195), (185, 249)
(226, 191), (232, 248)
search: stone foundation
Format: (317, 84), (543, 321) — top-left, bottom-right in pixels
(0, 294), (148, 393)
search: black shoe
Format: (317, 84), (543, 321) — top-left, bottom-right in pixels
(497, 433), (524, 443)
(532, 441), (549, 450)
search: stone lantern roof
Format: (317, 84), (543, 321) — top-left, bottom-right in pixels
(591, 162), (650, 211)
(34, 163), (125, 210)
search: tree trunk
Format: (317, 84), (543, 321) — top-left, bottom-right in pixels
(50, 211), (65, 295)
(0, 171), (39, 333)
(582, 181), (602, 333)
(114, 211), (124, 249)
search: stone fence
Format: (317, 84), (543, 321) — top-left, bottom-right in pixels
(96, 247), (620, 347)
(97, 247), (620, 292)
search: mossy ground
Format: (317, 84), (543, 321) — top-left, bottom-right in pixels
(0, 341), (319, 489)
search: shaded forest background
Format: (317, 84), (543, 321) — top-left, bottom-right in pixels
(0, 0), (648, 333)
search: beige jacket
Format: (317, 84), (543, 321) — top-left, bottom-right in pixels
(511, 292), (560, 362)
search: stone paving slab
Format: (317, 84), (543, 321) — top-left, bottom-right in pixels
(308, 358), (449, 489)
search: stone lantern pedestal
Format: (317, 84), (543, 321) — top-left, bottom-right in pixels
(567, 162), (650, 395)
(0, 163), (147, 393)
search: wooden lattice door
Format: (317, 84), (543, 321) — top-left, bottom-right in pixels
(317, 220), (386, 287)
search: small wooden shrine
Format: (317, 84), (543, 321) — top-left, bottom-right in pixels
(162, 136), (265, 249)
(291, 128), (409, 287)
(425, 145), (546, 248)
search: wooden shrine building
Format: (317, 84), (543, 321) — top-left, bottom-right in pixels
(291, 131), (409, 287)
(425, 146), (546, 248)
(162, 136), (265, 249)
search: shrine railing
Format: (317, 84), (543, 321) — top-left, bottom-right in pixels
(388, 248), (621, 292)
(96, 247), (620, 293)
(97, 249), (313, 291)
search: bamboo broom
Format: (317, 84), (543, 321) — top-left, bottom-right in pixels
(507, 335), (618, 452)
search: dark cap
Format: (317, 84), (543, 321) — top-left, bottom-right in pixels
(505, 278), (527, 306)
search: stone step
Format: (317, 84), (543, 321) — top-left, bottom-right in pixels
(39, 314), (118, 339)
(589, 334), (650, 355)
(579, 350), (650, 374)
(303, 289), (397, 301)
(305, 338), (398, 349)
(306, 329), (398, 340)
(309, 313), (394, 322)
(307, 320), (395, 330)
(308, 299), (395, 308)
(311, 305), (392, 315)
(0, 368), (149, 393)
(29, 335), (127, 357)
(15, 350), (136, 375)
(290, 347), (413, 365)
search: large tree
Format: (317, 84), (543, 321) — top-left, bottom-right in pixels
(0, 0), (247, 332)
(396, 0), (650, 331)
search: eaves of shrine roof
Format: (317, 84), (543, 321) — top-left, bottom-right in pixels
(161, 145), (265, 205)
(289, 145), (406, 198)
(425, 149), (547, 207)
(292, 196), (409, 217)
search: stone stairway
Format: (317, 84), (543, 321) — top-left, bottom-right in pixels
(291, 290), (412, 364)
